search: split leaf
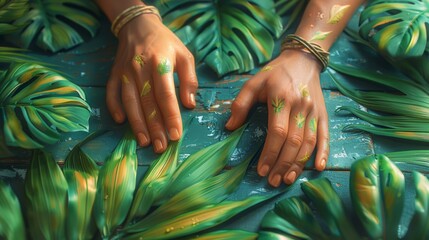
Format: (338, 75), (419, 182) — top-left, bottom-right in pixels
(11, 0), (100, 52)
(93, 130), (138, 238)
(0, 0), (29, 34)
(25, 149), (68, 239)
(0, 180), (25, 240)
(156, 0), (282, 76)
(0, 63), (91, 149)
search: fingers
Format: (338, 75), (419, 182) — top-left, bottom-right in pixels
(226, 77), (262, 130)
(176, 51), (198, 109)
(120, 73), (151, 147)
(152, 56), (183, 142)
(315, 115), (329, 171)
(106, 71), (126, 123)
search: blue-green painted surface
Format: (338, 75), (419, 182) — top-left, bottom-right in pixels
(0, 13), (428, 237)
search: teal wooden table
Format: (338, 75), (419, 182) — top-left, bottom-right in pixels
(1, 15), (428, 237)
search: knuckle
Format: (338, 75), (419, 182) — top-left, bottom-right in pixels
(231, 99), (246, 112)
(305, 135), (317, 146)
(286, 134), (303, 148)
(269, 125), (288, 138)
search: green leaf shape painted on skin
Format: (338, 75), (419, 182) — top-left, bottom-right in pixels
(0, 63), (91, 149)
(63, 132), (101, 240)
(122, 195), (271, 240)
(126, 140), (181, 223)
(359, 0), (429, 58)
(123, 152), (256, 234)
(0, 0), (29, 34)
(0, 180), (25, 240)
(258, 154), (429, 239)
(404, 171), (429, 239)
(156, 0), (282, 76)
(191, 230), (258, 240)
(350, 154), (404, 239)
(159, 124), (247, 200)
(11, 0), (100, 52)
(24, 149), (68, 239)
(93, 130), (138, 238)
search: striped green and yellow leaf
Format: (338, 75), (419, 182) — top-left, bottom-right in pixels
(63, 132), (101, 240)
(156, 0), (282, 76)
(93, 130), (138, 238)
(259, 154), (429, 239)
(0, 180), (25, 240)
(0, 0), (29, 34)
(0, 63), (91, 149)
(191, 230), (258, 240)
(359, 0), (429, 58)
(24, 149), (68, 239)
(10, 0), (100, 52)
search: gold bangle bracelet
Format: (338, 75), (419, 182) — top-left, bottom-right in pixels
(111, 5), (162, 37)
(281, 34), (330, 72)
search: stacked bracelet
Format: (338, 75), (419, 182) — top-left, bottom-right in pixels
(111, 5), (162, 37)
(281, 34), (330, 72)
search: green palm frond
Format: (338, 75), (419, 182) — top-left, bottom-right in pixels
(63, 131), (102, 240)
(25, 149), (68, 239)
(329, 62), (429, 142)
(93, 130), (138, 239)
(359, 0), (429, 58)
(0, 0), (29, 34)
(0, 180), (25, 240)
(258, 154), (429, 239)
(385, 149), (429, 168)
(10, 0), (100, 52)
(191, 230), (258, 240)
(0, 63), (91, 149)
(156, 0), (282, 76)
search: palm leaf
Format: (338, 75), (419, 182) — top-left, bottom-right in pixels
(63, 131), (102, 240)
(385, 150), (429, 168)
(190, 230), (258, 240)
(123, 152), (256, 234)
(126, 140), (181, 223)
(156, 0), (282, 76)
(0, 180), (25, 240)
(0, 46), (36, 63)
(359, 0), (429, 58)
(93, 130), (138, 238)
(10, 0), (100, 52)
(0, 62), (91, 149)
(24, 149), (68, 239)
(159, 124), (247, 200)
(275, 0), (308, 33)
(122, 195), (271, 240)
(0, 0), (29, 34)
(259, 154), (429, 239)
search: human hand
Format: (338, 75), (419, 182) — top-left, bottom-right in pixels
(106, 13), (198, 153)
(226, 50), (329, 187)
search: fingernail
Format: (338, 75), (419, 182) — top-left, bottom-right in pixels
(114, 112), (122, 122)
(286, 171), (297, 184)
(259, 164), (270, 177)
(137, 133), (149, 146)
(225, 116), (235, 129)
(169, 128), (180, 140)
(271, 174), (282, 187)
(190, 93), (195, 105)
(320, 159), (326, 170)
(154, 139), (163, 152)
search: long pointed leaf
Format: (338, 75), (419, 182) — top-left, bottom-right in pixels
(93, 130), (138, 238)
(191, 230), (258, 240)
(25, 149), (68, 239)
(0, 181), (25, 240)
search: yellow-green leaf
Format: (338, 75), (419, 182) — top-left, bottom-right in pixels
(0, 180), (25, 240)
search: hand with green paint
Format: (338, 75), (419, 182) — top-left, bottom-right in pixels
(226, 0), (364, 187)
(96, 0), (198, 153)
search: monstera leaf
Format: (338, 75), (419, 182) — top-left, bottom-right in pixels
(0, 62), (91, 149)
(10, 0), (100, 52)
(359, 0), (429, 58)
(258, 154), (429, 239)
(156, 0), (282, 76)
(0, 0), (29, 34)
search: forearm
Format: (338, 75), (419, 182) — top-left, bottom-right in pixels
(295, 0), (365, 50)
(94, 0), (147, 22)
